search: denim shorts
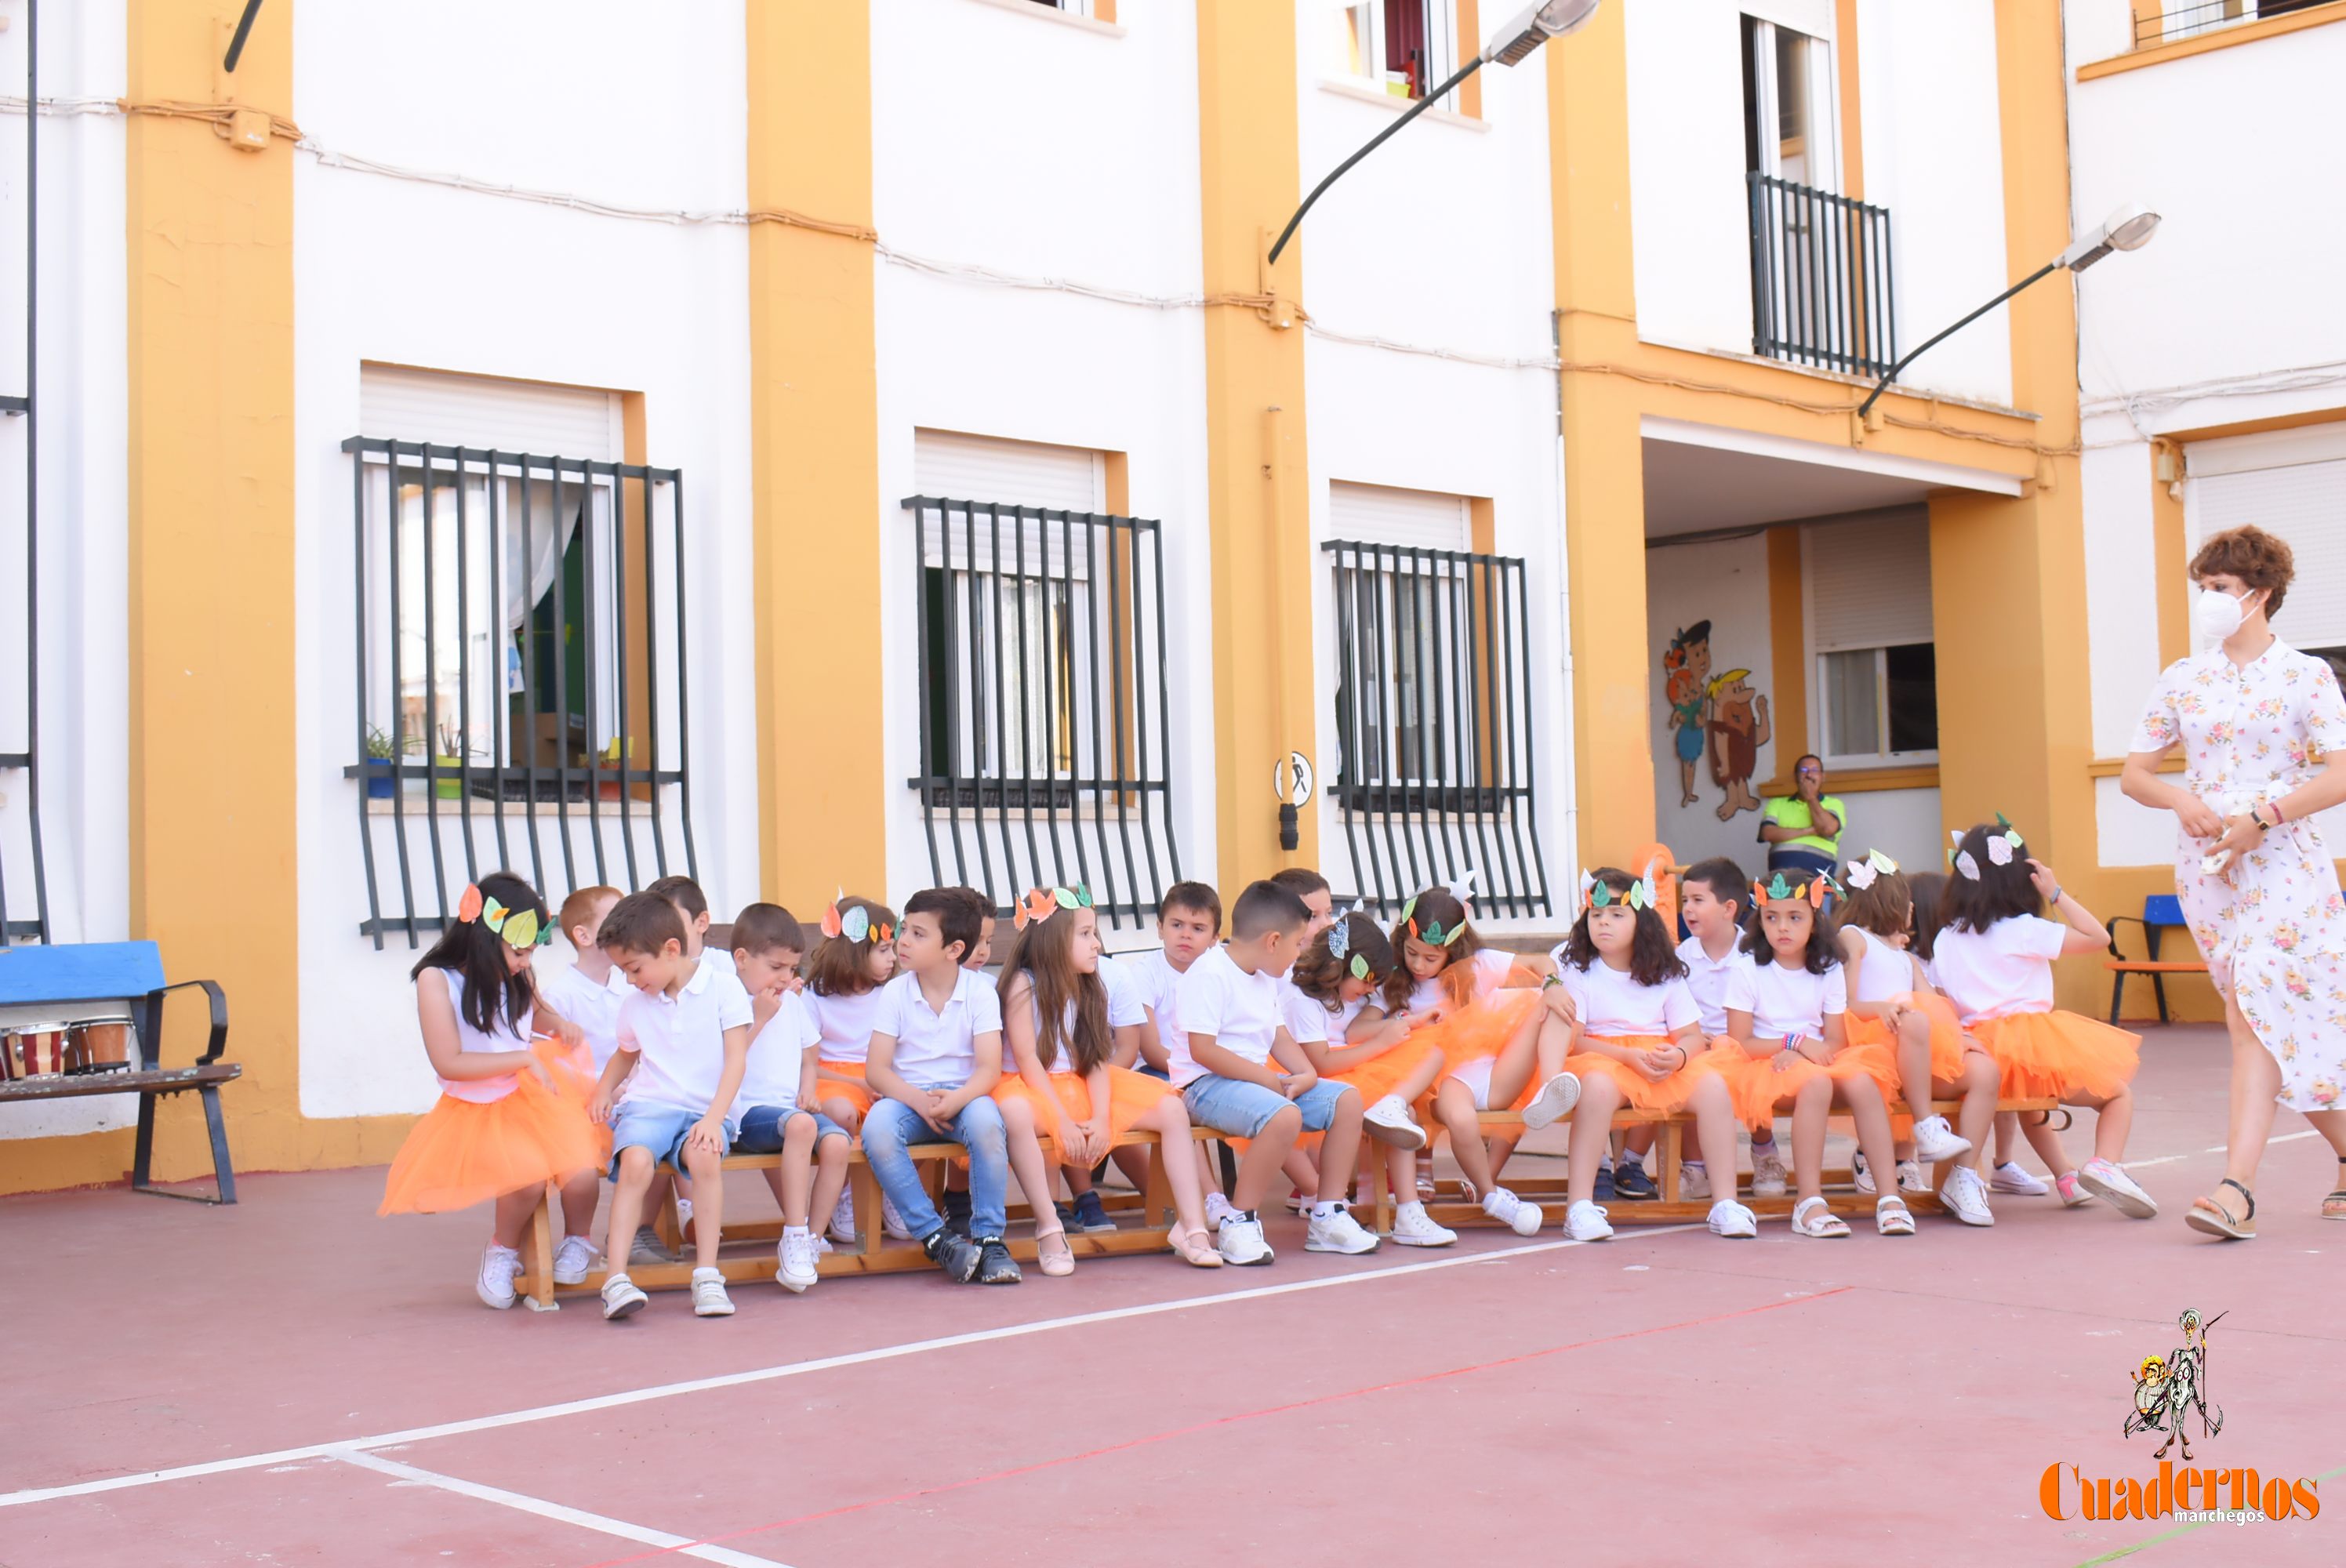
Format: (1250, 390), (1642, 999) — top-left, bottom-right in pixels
(1181, 1073), (1351, 1140)
(608, 1102), (728, 1178)
(1133, 1061), (1171, 1083)
(732, 1103), (848, 1154)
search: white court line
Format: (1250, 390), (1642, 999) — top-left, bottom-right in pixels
(2125, 1128), (2317, 1171)
(1, 1227), (1692, 1511)
(334, 1450), (790, 1568)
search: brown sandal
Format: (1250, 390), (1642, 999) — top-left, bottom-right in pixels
(2323, 1159), (2346, 1221)
(2184, 1178), (2256, 1240)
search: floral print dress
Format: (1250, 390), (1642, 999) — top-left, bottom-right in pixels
(2131, 641), (2346, 1111)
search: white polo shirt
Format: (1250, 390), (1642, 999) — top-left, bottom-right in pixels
(873, 967), (1004, 1088)
(615, 958), (756, 1116)
(1170, 945), (1285, 1088)
(736, 988), (820, 1112)
(1674, 935), (1756, 1037)
(805, 984), (887, 1064)
(539, 961), (635, 1071)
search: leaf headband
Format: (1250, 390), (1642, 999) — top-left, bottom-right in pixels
(1579, 870), (1657, 913)
(820, 889), (895, 946)
(1013, 884), (1095, 931)
(1752, 871), (1835, 909)
(456, 884), (552, 949)
(1326, 918), (1376, 982)
(1843, 849), (1898, 891)
(1948, 823), (2024, 881)
(1396, 895), (1466, 948)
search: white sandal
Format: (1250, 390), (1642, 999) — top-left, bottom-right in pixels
(1791, 1196), (1850, 1239)
(1876, 1195), (1916, 1236)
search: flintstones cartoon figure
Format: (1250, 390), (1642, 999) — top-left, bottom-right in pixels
(2125, 1309), (2224, 1461)
(1663, 622), (1712, 808)
(1705, 668), (1771, 822)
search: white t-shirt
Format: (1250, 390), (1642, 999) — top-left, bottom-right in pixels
(1170, 945), (1287, 1087)
(1675, 936), (1755, 1037)
(427, 968), (536, 1105)
(1847, 927), (1919, 1005)
(1557, 960), (1698, 1039)
(1929, 915), (2066, 1023)
(1280, 982), (1371, 1047)
(1407, 947), (1515, 1014)
(736, 988), (820, 1112)
(538, 961), (634, 1071)
(1723, 959), (1847, 1042)
(804, 985), (887, 1064)
(615, 959), (756, 1116)
(873, 967), (1004, 1088)
(1124, 947), (1189, 1060)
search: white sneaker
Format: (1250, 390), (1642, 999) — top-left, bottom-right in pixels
(476, 1243), (522, 1309)
(675, 1197), (695, 1240)
(1389, 1200), (1457, 1247)
(1364, 1094), (1428, 1150)
(1481, 1186), (1544, 1237)
(1680, 1163), (1712, 1200)
(1565, 1199), (1614, 1241)
(1284, 1190), (1310, 1214)
(1939, 1164), (1995, 1227)
(827, 1189), (858, 1245)
(1707, 1199), (1758, 1238)
(1204, 1191), (1240, 1231)
(1897, 1160), (1930, 1196)
(1853, 1149), (1877, 1196)
(1305, 1205), (1381, 1254)
(776, 1228), (820, 1293)
(880, 1194), (913, 1240)
(1992, 1160), (2050, 1196)
(551, 1235), (597, 1287)
(1520, 1072), (1583, 1132)
(1909, 1115), (1972, 1164)
(600, 1271), (648, 1321)
(2076, 1157), (2159, 1219)
(1217, 1214), (1274, 1266)
(1750, 1142), (1788, 1197)
(690, 1265), (735, 1316)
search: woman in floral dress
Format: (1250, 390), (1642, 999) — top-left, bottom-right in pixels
(2124, 525), (2346, 1240)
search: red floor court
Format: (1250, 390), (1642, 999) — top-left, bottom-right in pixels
(3, 1023), (2340, 1568)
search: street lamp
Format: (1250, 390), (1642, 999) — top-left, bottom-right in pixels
(1265, 0), (1603, 267)
(1856, 203), (2161, 419)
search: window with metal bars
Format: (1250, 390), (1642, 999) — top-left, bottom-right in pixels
(1324, 539), (1549, 918)
(344, 437), (699, 946)
(904, 495), (1180, 928)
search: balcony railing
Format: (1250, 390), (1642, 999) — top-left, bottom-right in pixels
(1748, 172), (1897, 379)
(2137, 0), (2335, 45)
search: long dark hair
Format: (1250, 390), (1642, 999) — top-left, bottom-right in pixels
(997, 907), (1111, 1076)
(1291, 914), (1395, 1008)
(1740, 877), (1841, 975)
(1906, 872), (1948, 960)
(1382, 887), (1487, 1013)
(1565, 867), (1687, 987)
(1943, 822), (2043, 934)
(412, 869), (544, 1037)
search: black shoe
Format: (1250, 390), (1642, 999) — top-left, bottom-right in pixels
(1612, 1162), (1657, 1200)
(1071, 1190), (1117, 1233)
(942, 1187), (973, 1239)
(922, 1227), (982, 1283)
(975, 1236), (1022, 1285)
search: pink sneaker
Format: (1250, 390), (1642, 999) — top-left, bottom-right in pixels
(2055, 1171), (2094, 1208)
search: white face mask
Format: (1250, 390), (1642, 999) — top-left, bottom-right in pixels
(2194, 587), (2257, 642)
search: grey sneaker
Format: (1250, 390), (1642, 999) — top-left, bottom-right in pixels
(600, 1272), (648, 1321)
(923, 1227), (983, 1283)
(629, 1225), (677, 1266)
(975, 1236), (1023, 1284)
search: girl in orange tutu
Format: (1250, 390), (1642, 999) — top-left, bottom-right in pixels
(803, 895), (899, 1243)
(1835, 851), (1999, 1226)
(1716, 870), (1912, 1238)
(994, 886), (1223, 1271)
(1396, 882), (1581, 1235)
(380, 872), (605, 1308)
(1933, 822), (2155, 1218)
(1285, 914), (1455, 1246)
(1552, 866), (1757, 1241)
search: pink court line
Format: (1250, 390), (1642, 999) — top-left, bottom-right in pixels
(573, 1283), (1858, 1568)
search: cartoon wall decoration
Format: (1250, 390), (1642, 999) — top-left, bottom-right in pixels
(1705, 667), (1770, 821)
(1662, 622), (1712, 808)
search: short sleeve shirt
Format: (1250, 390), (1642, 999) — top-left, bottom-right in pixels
(1674, 937), (1755, 1036)
(1762, 795), (1847, 857)
(804, 985), (887, 1064)
(1723, 960), (1847, 1041)
(1171, 946), (1286, 1087)
(1556, 961), (1698, 1039)
(2130, 641), (2346, 808)
(736, 988), (820, 1112)
(1406, 948), (1515, 1014)
(873, 967), (1004, 1089)
(538, 962), (635, 1072)
(1928, 915), (2067, 1023)
(616, 959), (757, 1116)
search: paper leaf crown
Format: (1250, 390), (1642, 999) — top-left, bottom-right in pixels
(456, 883), (552, 949)
(1579, 868), (1658, 913)
(1326, 917), (1375, 982)
(1397, 894), (1465, 948)
(1014, 884), (1095, 931)
(1843, 849), (1898, 891)
(1949, 817), (2025, 881)
(1752, 870), (1835, 909)
(820, 888), (895, 946)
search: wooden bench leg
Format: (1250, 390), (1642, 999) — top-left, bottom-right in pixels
(856, 1160), (885, 1260)
(520, 1183), (559, 1310)
(1659, 1120), (1682, 1203)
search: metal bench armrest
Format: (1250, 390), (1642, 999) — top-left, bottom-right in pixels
(146, 979), (231, 1066)
(2105, 914), (2147, 960)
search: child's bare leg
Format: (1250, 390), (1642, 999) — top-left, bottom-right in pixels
(1485, 1128), (1521, 1187)
(819, 1095), (862, 1136)
(1487, 1011), (1565, 1109)
(2022, 1110), (2075, 1178)
(491, 1185), (542, 1251)
(1790, 1076), (1833, 1205)
(1686, 1074), (1740, 1199)
(604, 1147), (655, 1266)
(807, 1131), (850, 1231)
(1393, 1048), (1446, 1103)
(1839, 1076), (1899, 1200)
(994, 1096), (1068, 1240)
(2077, 1085), (2134, 1163)
(1994, 1109), (2021, 1163)
(1109, 1144), (1153, 1196)
(1316, 1090), (1367, 1203)
(1384, 1143), (1415, 1205)
(1567, 1073), (1625, 1198)
(1937, 1051), (1999, 1160)
(1197, 1142), (1226, 1196)
(1434, 1080), (1500, 1196)
(681, 1143), (724, 1269)
(557, 1171), (601, 1240)
(1284, 1145), (1321, 1204)
(1232, 1105), (1303, 1210)
(1896, 1014), (1934, 1123)
(779, 1114), (819, 1226)
(1133, 1097), (1211, 1236)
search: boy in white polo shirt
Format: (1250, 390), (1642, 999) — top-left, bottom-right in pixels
(1672, 857), (1781, 1197)
(862, 887), (1017, 1285)
(726, 902), (849, 1295)
(590, 892), (754, 1321)
(1175, 880), (1379, 1265)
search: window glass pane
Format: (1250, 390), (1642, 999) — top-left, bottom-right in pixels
(1773, 27), (1810, 186)
(1823, 648), (1879, 757)
(1885, 642), (1938, 754)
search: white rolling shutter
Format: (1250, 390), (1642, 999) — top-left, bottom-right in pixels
(2188, 428), (2346, 651)
(359, 365), (619, 459)
(1805, 507), (1932, 649)
(913, 430), (1103, 512)
(1327, 481), (1470, 552)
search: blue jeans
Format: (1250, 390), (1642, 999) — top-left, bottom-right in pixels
(608, 1102), (724, 1181)
(1182, 1074), (1352, 1140)
(732, 1104), (848, 1154)
(861, 1094), (1008, 1242)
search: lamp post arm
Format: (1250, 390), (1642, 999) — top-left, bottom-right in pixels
(1266, 56), (1487, 268)
(1855, 259), (2061, 420)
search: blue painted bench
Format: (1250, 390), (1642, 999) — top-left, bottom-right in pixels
(0, 942), (237, 1203)
(2104, 894), (2206, 1025)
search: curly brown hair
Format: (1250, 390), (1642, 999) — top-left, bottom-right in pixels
(2190, 524), (2294, 620)
(1290, 914), (1395, 1009)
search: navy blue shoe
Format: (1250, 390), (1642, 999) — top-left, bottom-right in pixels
(1072, 1190), (1117, 1233)
(1592, 1163), (1615, 1201)
(1613, 1161), (1658, 1200)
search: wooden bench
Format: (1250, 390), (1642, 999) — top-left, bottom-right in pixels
(516, 1125), (1220, 1309)
(0, 941), (236, 1203)
(2104, 895), (2205, 1024)
(1371, 1097), (2066, 1232)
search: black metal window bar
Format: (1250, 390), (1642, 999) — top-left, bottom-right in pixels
(904, 495), (1180, 928)
(2137, 0), (2332, 45)
(345, 437), (698, 947)
(1749, 171), (1897, 379)
(1325, 539), (1549, 919)
(0, 0), (50, 944)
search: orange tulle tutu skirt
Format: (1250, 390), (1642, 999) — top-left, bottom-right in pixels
(815, 1059), (875, 1116)
(1972, 1009), (2139, 1101)
(1695, 1036), (1899, 1130)
(1328, 1032), (1444, 1107)
(1427, 988), (1545, 1077)
(1566, 1036), (1705, 1112)
(1843, 993), (1977, 1084)
(993, 1065), (1175, 1147)
(380, 1040), (602, 1215)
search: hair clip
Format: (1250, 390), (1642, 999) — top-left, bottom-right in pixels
(1808, 876), (1832, 909)
(1584, 873), (1617, 910)
(1994, 811), (2014, 831)
(1014, 888), (1059, 931)
(473, 891), (548, 949)
(1948, 829), (1965, 848)
(1444, 869), (1480, 909)
(1327, 920), (1351, 960)
(1397, 895), (1418, 926)
(1051, 884), (1095, 912)
(1986, 835), (2014, 867)
(1639, 858), (1663, 912)
(457, 884), (485, 924)
(1956, 850), (1982, 881)
(1844, 849), (1898, 891)
(1348, 952), (1373, 980)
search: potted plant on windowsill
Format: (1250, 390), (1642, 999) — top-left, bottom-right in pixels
(433, 725), (467, 801)
(363, 724), (406, 799)
(594, 736), (637, 803)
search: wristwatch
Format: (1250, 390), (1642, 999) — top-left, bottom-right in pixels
(2250, 804), (2276, 832)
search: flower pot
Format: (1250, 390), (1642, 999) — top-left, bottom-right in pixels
(365, 757), (397, 799)
(434, 754), (463, 800)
